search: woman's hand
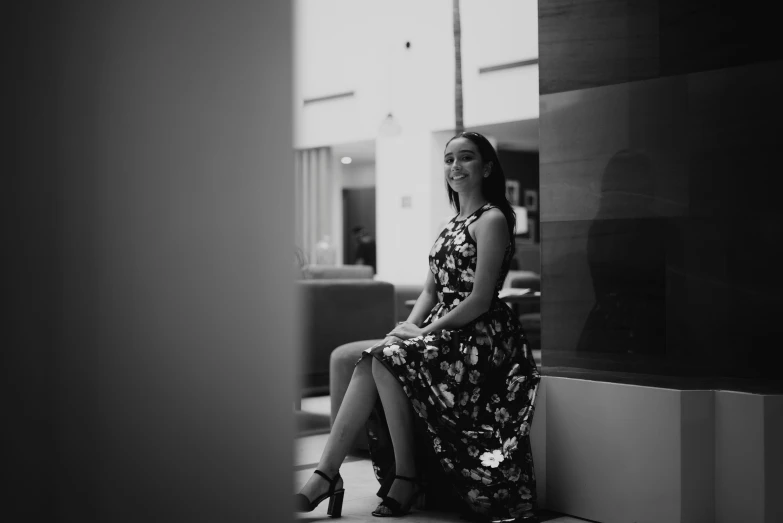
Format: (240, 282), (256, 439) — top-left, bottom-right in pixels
(387, 321), (425, 340)
(365, 335), (404, 351)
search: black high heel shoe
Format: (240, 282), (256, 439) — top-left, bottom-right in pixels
(371, 475), (424, 518)
(293, 469), (345, 518)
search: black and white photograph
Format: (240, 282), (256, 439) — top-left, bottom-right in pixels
(8, 1), (782, 522)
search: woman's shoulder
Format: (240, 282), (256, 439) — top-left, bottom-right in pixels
(469, 206), (510, 242)
(474, 206), (506, 227)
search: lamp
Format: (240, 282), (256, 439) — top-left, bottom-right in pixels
(378, 112), (402, 137)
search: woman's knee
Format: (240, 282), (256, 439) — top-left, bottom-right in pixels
(371, 357), (389, 381)
(354, 355), (372, 374)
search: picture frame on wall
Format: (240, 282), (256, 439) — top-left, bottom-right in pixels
(517, 218), (537, 243)
(523, 189), (538, 212)
(506, 180), (520, 206)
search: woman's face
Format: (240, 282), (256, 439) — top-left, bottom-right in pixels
(444, 137), (487, 195)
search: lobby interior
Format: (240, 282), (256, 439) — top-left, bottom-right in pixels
(292, 1), (783, 523)
(8, 1), (782, 522)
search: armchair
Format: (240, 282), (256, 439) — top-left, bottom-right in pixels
(297, 279), (395, 398)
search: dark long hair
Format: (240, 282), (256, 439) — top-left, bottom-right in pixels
(445, 131), (517, 247)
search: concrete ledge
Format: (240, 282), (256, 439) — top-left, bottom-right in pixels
(715, 391), (783, 523)
(532, 376), (783, 523)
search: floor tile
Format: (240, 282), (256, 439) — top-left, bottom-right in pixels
(295, 433), (330, 467)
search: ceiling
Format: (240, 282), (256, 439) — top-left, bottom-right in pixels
(331, 139), (375, 165)
(469, 118), (539, 151)
(328, 118), (539, 164)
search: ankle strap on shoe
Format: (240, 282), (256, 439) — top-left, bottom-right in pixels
(314, 469), (340, 487)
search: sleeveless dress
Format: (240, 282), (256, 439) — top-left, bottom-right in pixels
(357, 203), (541, 522)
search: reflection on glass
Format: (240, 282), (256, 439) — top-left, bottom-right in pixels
(576, 150), (668, 356)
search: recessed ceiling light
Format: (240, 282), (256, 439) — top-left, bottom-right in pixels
(341, 156), (352, 165)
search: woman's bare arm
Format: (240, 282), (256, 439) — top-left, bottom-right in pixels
(405, 269), (438, 327)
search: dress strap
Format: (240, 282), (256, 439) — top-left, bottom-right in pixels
(464, 203), (495, 224)
(454, 202), (492, 224)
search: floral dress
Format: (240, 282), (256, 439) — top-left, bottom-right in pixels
(358, 203), (541, 522)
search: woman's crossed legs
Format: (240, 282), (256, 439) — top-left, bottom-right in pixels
(297, 353), (419, 514)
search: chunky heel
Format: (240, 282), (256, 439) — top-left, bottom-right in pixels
(294, 469), (345, 517)
(372, 474), (424, 517)
(327, 488), (345, 517)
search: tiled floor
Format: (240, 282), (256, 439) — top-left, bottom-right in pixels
(295, 396), (592, 523)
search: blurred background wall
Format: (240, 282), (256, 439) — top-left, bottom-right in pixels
(293, 0), (541, 284)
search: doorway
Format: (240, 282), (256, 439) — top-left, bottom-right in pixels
(342, 187), (376, 265)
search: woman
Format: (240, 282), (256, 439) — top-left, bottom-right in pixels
(294, 131), (540, 522)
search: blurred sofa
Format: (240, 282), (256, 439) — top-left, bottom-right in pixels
(301, 264), (374, 280)
(298, 263), (423, 324)
(504, 270), (541, 292)
(393, 283), (423, 323)
(297, 279), (395, 398)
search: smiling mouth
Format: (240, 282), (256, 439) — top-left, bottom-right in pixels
(451, 174), (467, 181)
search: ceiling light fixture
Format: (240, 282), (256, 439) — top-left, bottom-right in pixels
(341, 156), (352, 165)
(378, 113), (402, 138)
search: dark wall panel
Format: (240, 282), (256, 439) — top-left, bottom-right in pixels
(540, 0), (782, 95)
(539, 0), (783, 384)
